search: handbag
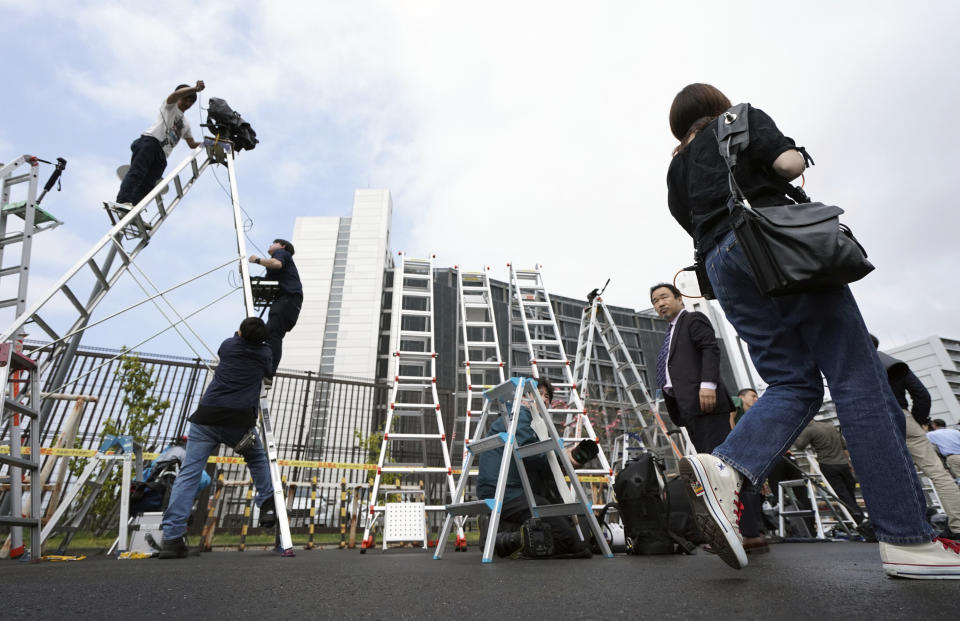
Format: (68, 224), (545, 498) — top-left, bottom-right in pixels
(715, 104), (874, 296)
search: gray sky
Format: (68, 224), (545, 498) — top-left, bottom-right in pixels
(1, 0), (957, 360)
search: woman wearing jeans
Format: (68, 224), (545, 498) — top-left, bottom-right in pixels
(665, 83), (960, 579)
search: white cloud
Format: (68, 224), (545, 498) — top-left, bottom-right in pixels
(2, 0), (958, 357)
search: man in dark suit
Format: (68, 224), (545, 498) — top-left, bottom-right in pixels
(650, 283), (734, 454)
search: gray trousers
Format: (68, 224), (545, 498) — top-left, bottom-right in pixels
(904, 412), (960, 533)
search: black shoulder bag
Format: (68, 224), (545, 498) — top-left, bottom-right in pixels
(715, 104), (874, 297)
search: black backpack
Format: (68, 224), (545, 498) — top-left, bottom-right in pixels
(613, 452), (697, 555)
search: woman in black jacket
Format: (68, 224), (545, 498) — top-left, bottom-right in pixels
(665, 83), (959, 579)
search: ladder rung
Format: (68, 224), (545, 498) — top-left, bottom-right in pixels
(548, 408), (581, 414)
(464, 341), (498, 348)
(396, 375), (434, 382)
(444, 499), (493, 516)
(0, 265), (22, 277)
(391, 403), (438, 409)
(379, 466), (450, 473)
(0, 455), (39, 470)
(400, 330), (432, 337)
(4, 399), (38, 419)
(526, 319), (554, 325)
(463, 361), (504, 368)
(522, 301), (550, 307)
(575, 468), (611, 475)
(780, 510), (817, 517)
(394, 351), (436, 359)
(0, 298), (18, 309)
(402, 290), (432, 298)
(401, 273), (431, 280)
(395, 383), (434, 390)
(0, 516), (41, 527)
(385, 433), (443, 440)
(467, 433), (506, 455)
(532, 359), (568, 367)
(401, 310), (432, 317)
(533, 503), (589, 518)
(515, 439), (559, 459)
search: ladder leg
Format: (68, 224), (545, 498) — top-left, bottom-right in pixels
(258, 396), (294, 556)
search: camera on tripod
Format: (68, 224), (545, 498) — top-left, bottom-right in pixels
(204, 97), (259, 152)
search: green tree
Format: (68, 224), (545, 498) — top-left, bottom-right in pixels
(69, 350), (171, 532)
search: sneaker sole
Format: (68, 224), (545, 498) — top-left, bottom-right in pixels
(680, 457), (748, 570)
(883, 563), (960, 579)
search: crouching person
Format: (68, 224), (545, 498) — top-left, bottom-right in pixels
(477, 376), (594, 559)
(158, 317), (276, 559)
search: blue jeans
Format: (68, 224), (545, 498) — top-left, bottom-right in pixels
(161, 423), (273, 540)
(704, 230), (932, 544)
(117, 135), (166, 205)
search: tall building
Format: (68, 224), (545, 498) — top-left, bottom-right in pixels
(284, 189), (393, 378)
(885, 336), (960, 425)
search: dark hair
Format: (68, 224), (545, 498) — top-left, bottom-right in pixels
(274, 239), (295, 255)
(869, 333), (880, 349)
(239, 317), (268, 344)
(669, 83), (732, 151)
(932, 419), (947, 429)
(738, 388), (758, 398)
(650, 283), (681, 302)
(175, 83), (190, 90)
(535, 376), (555, 402)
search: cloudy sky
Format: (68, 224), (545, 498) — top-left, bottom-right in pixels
(1, 0), (958, 363)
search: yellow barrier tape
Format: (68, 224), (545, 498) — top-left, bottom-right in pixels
(0, 446), (606, 478)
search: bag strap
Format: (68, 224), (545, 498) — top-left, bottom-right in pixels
(714, 104), (815, 209)
(660, 474), (697, 554)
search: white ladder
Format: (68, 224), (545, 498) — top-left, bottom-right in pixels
(507, 264), (613, 486)
(453, 265), (505, 467)
(777, 451), (859, 539)
(360, 253), (462, 551)
(572, 293), (695, 471)
(434, 377), (614, 562)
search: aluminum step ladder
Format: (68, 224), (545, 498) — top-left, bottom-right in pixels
(434, 377), (614, 562)
(507, 264), (613, 488)
(360, 253), (462, 551)
(453, 265), (505, 467)
(39, 435), (139, 555)
(777, 451), (859, 539)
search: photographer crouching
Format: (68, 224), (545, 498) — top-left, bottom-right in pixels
(477, 376), (596, 559)
(158, 317), (276, 559)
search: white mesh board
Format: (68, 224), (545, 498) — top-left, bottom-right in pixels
(383, 502), (426, 548)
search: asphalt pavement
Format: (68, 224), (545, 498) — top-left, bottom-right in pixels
(0, 541), (954, 620)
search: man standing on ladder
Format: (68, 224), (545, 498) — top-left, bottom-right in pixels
(158, 318), (276, 559)
(115, 81), (205, 208)
(249, 239), (302, 378)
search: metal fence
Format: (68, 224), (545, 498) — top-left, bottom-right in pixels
(1, 342), (401, 533)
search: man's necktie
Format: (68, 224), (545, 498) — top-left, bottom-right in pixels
(656, 323), (673, 389)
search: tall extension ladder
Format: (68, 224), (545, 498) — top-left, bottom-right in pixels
(361, 253), (462, 550)
(453, 265), (506, 467)
(572, 292), (694, 472)
(434, 377), (614, 562)
(507, 264), (614, 489)
(0, 154), (63, 559)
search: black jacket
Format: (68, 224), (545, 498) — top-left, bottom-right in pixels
(662, 310), (734, 427)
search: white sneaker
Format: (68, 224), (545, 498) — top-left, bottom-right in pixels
(880, 538), (960, 579)
(679, 453), (748, 569)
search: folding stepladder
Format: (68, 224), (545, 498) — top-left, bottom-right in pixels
(777, 451), (859, 539)
(38, 435), (140, 555)
(507, 264), (614, 491)
(571, 292), (695, 473)
(453, 265), (506, 468)
(361, 253), (462, 551)
(434, 377), (614, 562)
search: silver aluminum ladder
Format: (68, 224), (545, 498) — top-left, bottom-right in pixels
(507, 264), (613, 488)
(571, 292), (695, 473)
(434, 377), (614, 562)
(777, 451), (859, 539)
(453, 265), (505, 467)
(0, 154), (63, 559)
(360, 253), (462, 551)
